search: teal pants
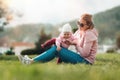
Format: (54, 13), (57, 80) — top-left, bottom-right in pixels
(33, 46), (90, 64)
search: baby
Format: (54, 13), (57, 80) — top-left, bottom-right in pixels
(41, 23), (78, 63)
(55, 23), (78, 63)
(56, 23), (77, 51)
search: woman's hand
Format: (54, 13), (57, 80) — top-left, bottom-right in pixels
(65, 40), (76, 45)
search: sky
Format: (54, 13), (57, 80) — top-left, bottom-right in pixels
(7, 0), (120, 26)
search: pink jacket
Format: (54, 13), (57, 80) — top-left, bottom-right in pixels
(56, 33), (77, 48)
(74, 28), (98, 64)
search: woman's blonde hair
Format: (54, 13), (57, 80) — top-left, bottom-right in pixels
(81, 13), (94, 29)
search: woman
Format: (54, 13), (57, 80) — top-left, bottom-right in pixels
(18, 13), (98, 65)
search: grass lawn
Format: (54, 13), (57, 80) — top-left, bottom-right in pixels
(0, 53), (120, 80)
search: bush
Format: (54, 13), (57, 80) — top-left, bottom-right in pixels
(21, 46), (51, 55)
(106, 48), (116, 53)
(5, 47), (15, 55)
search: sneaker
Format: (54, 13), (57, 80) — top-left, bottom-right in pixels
(23, 55), (32, 64)
(24, 55), (31, 60)
(17, 55), (31, 64)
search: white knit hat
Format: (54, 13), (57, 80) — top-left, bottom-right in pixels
(62, 23), (72, 33)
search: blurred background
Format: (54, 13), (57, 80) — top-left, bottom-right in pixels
(0, 0), (120, 55)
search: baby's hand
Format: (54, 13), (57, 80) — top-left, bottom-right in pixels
(57, 46), (61, 51)
(65, 40), (71, 45)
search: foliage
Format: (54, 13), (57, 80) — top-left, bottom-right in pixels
(21, 49), (40, 55)
(21, 27), (52, 55)
(116, 33), (120, 49)
(0, 24), (54, 42)
(0, 1), (7, 18)
(36, 28), (52, 46)
(0, 0), (12, 31)
(0, 53), (120, 80)
(93, 6), (120, 44)
(35, 27), (52, 49)
(106, 48), (116, 53)
(4, 47), (15, 55)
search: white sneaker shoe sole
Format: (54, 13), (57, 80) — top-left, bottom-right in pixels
(17, 55), (25, 64)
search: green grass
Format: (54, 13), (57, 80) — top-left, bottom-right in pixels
(0, 53), (120, 80)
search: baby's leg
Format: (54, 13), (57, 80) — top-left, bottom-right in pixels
(57, 58), (62, 64)
(41, 38), (56, 48)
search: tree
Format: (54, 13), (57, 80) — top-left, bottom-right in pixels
(35, 27), (52, 49)
(34, 27), (51, 54)
(21, 27), (52, 55)
(116, 34), (120, 49)
(0, 0), (12, 31)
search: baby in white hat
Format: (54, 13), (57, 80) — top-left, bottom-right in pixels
(56, 23), (77, 51)
(40, 23), (78, 64)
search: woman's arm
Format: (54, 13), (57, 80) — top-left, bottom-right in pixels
(76, 41), (93, 57)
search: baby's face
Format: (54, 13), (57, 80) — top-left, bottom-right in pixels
(63, 32), (71, 39)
